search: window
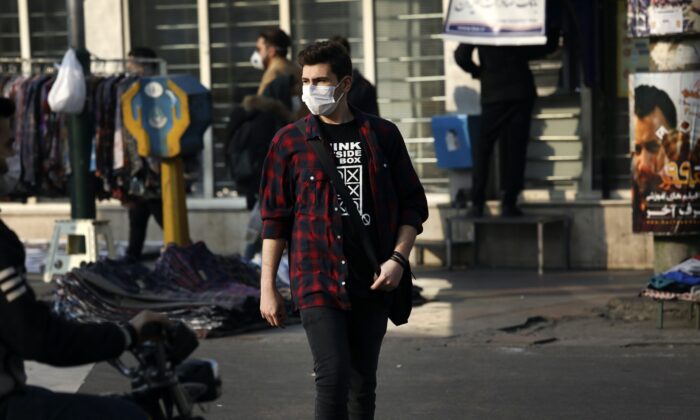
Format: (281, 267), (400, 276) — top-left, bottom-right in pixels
(129, 0), (200, 76)
(290, 0), (363, 59)
(208, 0), (280, 196)
(0, 2), (20, 58)
(375, 0), (447, 192)
(28, 0), (67, 58)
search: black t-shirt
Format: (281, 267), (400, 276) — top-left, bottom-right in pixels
(319, 119), (380, 298)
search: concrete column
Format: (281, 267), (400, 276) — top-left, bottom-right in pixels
(649, 39), (700, 272)
(361, 0), (376, 85)
(84, 0), (126, 73)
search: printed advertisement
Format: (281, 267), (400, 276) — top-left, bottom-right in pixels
(443, 0), (547, 46)
(630, 72), (700, 233)
(618, 0), (650, 97)
(628, 0), (700, 37)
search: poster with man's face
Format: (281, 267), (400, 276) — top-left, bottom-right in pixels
(630, 72), (700, 233)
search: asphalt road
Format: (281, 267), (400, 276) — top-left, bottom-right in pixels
(80, 328), (700, 420)
(76, 269), (700, 419)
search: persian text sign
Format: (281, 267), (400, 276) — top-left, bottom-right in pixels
(443, 0), (546, 46)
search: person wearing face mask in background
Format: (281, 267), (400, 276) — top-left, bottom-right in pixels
(258, 41), (428, 419)
(251, 28), (302, 98)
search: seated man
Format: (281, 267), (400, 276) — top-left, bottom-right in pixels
(0, 97), (166, 420)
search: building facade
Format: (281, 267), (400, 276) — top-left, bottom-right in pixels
(0, 0), (654, 269)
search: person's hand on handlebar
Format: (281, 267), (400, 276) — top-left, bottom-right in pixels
(128, 310), (171, 345)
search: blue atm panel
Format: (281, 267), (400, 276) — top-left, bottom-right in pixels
(431, 114), (479, 169)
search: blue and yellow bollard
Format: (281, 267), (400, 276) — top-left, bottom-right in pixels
(122, 76), (212, 246)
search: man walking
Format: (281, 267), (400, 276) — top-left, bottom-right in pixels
(258, 41), (428, 419)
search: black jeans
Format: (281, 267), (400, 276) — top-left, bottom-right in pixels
(0, 386), (147, 420)
(126, 198), (164, 259)
(471, 98), (534, 208)
(301, 298), (389, 420)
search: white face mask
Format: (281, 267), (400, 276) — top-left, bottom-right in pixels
(250, 51), (265, 70)
(301, 80), (345, 116)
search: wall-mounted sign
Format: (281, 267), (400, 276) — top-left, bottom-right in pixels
(443, 0), (547, 46)
(630, 72), (700, 234)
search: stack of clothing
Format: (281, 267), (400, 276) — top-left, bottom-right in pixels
(52, 242), (275, 338)
(642, 256), (700, 299)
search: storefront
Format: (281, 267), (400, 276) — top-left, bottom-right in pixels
(0, 0), (655, 268)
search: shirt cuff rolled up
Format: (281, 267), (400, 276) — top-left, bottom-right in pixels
(261, 219), (292, 239)
(399, 210), (424, 235)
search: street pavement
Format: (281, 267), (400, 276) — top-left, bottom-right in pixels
(30, 268), (700, 419)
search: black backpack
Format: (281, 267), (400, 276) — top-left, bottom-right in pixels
(226, 118), (256, 184)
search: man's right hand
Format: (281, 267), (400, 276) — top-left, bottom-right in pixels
(260, 286), (287, 328)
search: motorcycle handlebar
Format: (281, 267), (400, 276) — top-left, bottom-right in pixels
(139, 321), (199, 365)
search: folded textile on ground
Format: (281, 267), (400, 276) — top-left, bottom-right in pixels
(52, 242), (279, 337)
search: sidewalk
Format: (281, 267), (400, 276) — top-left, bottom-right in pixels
(34, 268), (700, 419)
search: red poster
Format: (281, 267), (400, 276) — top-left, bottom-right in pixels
(631, 72), (700, 233)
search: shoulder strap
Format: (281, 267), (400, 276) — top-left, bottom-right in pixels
(294, 119), (381, 274)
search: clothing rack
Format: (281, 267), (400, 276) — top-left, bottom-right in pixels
(89, 55), (168, 76)
(0, 58), (57, 76)
(0, 55), (169, 199)
(0, 56), (167, 76)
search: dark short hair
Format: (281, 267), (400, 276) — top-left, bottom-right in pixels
(0, 97), (15, 118)
(128, 46), (158, 74)
(635, 85), (677, 128)
(259, 28), (292, 57)
(329, 35), (351, 55)
(297, 41), (352, 81)
(128, 47), (157, 60)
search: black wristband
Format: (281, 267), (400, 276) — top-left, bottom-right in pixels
(390, 254), (408, 271)
(392, 251), (409, 266)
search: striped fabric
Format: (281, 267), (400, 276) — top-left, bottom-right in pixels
(0, 266), (27, 303)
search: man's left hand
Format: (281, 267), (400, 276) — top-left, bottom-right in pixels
(370, 259), (404, 291)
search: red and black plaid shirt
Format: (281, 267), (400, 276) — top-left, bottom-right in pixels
(259, 110), (428, 311)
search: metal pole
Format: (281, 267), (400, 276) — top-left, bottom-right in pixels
(197, 0), (214, 198)
(66, 0), (95, 219)
(161, 157), (190, 246)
